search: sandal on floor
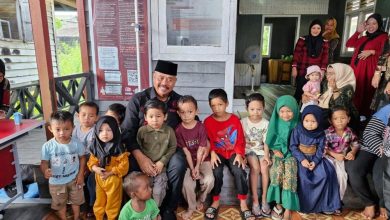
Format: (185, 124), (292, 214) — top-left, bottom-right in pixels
(252, 204), (262, 218)
(204, 207), (219, 220)
(240, 209), (255, 220)
(261, 203), (272, 217)
(271, 206), (284, 220)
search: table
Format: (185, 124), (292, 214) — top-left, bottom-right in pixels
(0, 119), (49, 213)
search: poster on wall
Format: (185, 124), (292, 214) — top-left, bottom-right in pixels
(92, 0), (149, 100)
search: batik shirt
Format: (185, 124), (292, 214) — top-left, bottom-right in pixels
(325, 126), (360, 155)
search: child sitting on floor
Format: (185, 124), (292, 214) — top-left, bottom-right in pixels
(119, 172), (160, 220)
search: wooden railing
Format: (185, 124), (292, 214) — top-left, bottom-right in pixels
(6, 73), (93, 119)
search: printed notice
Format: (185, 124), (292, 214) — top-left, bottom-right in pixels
(127, 70), (138, 86)
(98, 46), (119, 70)
(104, 70), (122, 82)
(105, 84), (122, 95)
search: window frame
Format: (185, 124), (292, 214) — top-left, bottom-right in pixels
(340, 0), (376, 56)
(0, 19), (12, 39)
(261, 23), (272, 58)
(0, 0), (33, 42)
(156, 0), (231, 55)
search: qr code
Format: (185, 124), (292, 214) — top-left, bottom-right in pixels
(127, 71), (138, 86)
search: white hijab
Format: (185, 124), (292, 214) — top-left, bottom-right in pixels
(318, 63), (356, 108)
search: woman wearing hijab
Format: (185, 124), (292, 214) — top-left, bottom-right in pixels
(346, 105), (390, 219)
(316, 63), (359, 132)
(346, 13), (389, 118)
(87, 116), (130, 220)
(0, 59), (10, 116)
(323, 17), (340, 64)
(290, 105), (341, 214)
(292, 19), (329, 102)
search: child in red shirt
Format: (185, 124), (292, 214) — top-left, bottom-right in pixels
(204, 89), (255, 220)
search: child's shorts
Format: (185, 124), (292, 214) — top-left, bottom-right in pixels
(49, 179), (85, 210)
(246, 151), (265, 161)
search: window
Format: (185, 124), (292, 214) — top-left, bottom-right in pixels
(262, 24), (272, 57)
(342, 0), (375, 54)
(0, 0), (32, 41)
(0, 19), (11, 39)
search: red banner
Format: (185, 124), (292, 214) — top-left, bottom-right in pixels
(92, 0), (149, 100)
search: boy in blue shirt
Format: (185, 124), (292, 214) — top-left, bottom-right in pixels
(41, 111), (86, 220)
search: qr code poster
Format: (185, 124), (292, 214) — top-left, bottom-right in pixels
(127, 71), (139, 86)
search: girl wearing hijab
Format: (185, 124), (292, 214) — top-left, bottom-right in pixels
(290, 105), (341, 214)
(346, 105), (390, 219)
(87, 116), (130, 220)
(292, 19), (329, 102)
(317, 63), (359, 132)
(266, 95), (299, 220)
(346, 13), (389, 118)
(0, 59), (10, 115)
(322, 17), (340, 64)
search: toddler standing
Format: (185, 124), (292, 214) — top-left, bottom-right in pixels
(88, 116), (130, 220)
(41, 111), (86, 220)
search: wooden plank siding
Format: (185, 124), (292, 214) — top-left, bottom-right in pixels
(152, 61), (226, 120)
(0, 0), (58, 86)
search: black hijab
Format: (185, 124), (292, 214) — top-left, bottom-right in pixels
(89, 115), (125, 167)
(305, 19), (324, 58)
(297, 105), (324, 139)
(355, 13), (387, 65)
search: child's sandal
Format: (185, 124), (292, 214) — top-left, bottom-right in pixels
(261, 203), (272, 217)
(204, 207), (219, 220)
(271, 206), (284, 220)
(251, 205), (262, 218)
(240, 209), (255, 220)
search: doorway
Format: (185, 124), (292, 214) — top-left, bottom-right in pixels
(260, 15), (300, 85)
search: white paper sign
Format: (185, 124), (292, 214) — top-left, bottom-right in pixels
(98, 46), (119, 70)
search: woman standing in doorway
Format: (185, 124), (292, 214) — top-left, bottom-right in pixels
(346, 13), (388, 118)
(292, 19), (329, 102)
(322, 17), (340, 64)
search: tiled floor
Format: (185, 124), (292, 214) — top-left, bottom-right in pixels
(176, 206), (387, 220)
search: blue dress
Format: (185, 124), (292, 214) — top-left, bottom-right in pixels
(290, 126), (341, 213)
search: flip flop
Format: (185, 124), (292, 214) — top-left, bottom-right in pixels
(240, 209), (255, 220)
(204, 207), (219, 220)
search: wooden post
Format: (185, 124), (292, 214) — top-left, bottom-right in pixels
(77, 0), (91, 101)
(29, 0), (57, 140)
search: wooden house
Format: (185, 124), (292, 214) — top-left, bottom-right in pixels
(0, 0), (58, 86)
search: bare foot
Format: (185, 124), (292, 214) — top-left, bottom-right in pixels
(196, 201), (204, 211)
(182, 210), (194, 220)
(361, 206), (375, 219)
(380, 207), (388, 219)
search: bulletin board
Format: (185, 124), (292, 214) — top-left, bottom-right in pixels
(91, 0), (150, 100)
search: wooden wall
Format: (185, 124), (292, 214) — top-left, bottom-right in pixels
(153, 61), (226, 121)
(0, 0), (58, 87)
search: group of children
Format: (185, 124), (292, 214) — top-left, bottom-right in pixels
(40, 85), (360, 220)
